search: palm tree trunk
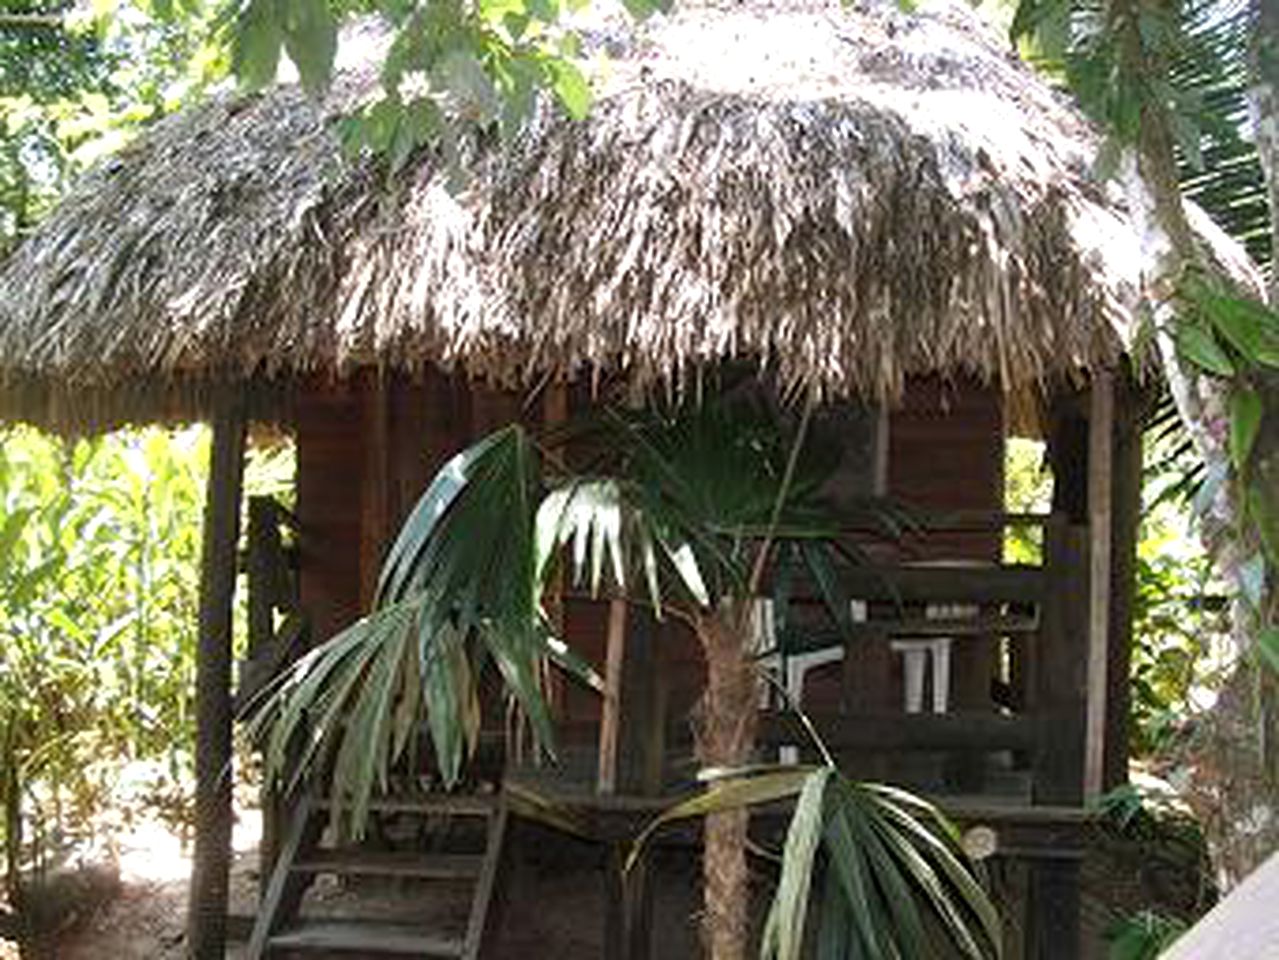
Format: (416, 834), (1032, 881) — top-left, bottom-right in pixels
(693, 604), (759, 960)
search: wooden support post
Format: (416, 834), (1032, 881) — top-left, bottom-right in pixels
(245, 496), (279, 886)
(246, 497), (276, 659)
(1034, 518), (1088, 803)
(1105, 374), (1143, 790)
(603, 610), (664, 960)
(187, 399), (247, 960)
(1085, 370), (1114, 800)
(1028, 517), (1087, 960)
(359, 373), (392, 610)
(1027, 855), (1084, 960)
(543, 382), (570, 719)
(598, 599), (628, 794)
(843, 626), (893, 779)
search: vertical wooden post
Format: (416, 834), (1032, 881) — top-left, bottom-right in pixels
(1085, 370), (1115, 800)
(187, 398), (247, 960)
(543, 382), (570, 720)
(1028, 516), (1087, 960)
(598, 598), (629, 794)
(1105, 373), (1143, 789)
(1034, 517), (1088, 805)
(604, 611), (665, 960)
(359, 373), (392, 610)
(245, 496), (279, 886)
(245, 498), (275, 659)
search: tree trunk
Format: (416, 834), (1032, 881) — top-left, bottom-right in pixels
(1254, 0), (1279, 302)
(1109, 0), (1279, 891)
(693, 604), (760, 960)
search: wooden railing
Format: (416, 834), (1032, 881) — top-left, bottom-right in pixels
(752, 512), (1090, 805)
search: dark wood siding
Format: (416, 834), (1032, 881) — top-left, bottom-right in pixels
(294, 379), (365, 647)
(888, 375), (1005, 562)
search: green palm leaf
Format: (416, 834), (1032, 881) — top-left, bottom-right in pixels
(632, 765), (1002, 960)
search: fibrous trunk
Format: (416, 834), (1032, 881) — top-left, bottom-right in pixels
(693, 604), (760, 960)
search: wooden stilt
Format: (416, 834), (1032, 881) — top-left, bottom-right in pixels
(1085, 370), (1115, 800)
(186, 398), (247, 960)
(1105, 372), (1144, 789)
(598, 598), (628, 794)
(1028, 517), (1088, 959)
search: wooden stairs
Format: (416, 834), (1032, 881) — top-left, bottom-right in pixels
(247, 791), (508, 959)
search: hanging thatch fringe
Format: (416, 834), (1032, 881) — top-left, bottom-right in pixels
(0, 0), (1261, 434)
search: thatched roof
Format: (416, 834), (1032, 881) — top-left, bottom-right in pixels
(0, 0), (1261, 432)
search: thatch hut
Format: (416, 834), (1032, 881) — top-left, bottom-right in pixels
(0, 0), (1261, 957)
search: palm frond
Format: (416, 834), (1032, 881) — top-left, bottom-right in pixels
(246, 426), (585, 835)
(631, 766), (1003, 960)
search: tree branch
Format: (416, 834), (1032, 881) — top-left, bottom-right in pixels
(0, 13), (67, 30)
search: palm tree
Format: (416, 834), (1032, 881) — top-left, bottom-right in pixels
(249, 388), (1001, 960)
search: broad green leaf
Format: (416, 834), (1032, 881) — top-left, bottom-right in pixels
(1229, 388), (1262, 470)
(621, 0), (669, 18)
(1201, 292), (1279, 367)
(1247, 484), (1279, 566)
(233, 0), (283, 91)
(769, 768), (833, 960)
(550, 60), (591, 120)
(280, 0), (337, 95)
(1175, 324), (1234, 377)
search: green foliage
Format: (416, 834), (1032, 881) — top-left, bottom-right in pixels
(0, 0), (228, 253)
(228, 0), (665, 166)
(633, 767), (1002, 960)
(1095, 783), (1203, 958)
(1105, 910), (1186, 960)
(1129, 495), (1231, 756)
(0, 426), (206, 877)
(1003, 438), (1051, 565)
(1012, 0), (1278, 681)
(1011, 0), (1269, 272)
(0, 424), (292, 889)
(1172, 274), (1279, 668)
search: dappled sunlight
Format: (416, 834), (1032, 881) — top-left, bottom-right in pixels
(111, 806), (261, 887)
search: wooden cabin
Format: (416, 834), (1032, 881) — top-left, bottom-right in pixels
(0, 0), (1263, 957)
(227, 363), (1137, 959)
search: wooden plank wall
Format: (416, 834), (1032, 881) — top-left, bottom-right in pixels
(294, 379), (367, 648)
(294, 370), (493, 647)
(293, 372), (1009, 742)
(887, 375), (1005, 561)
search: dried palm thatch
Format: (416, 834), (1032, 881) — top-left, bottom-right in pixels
(0, 0), (1261, 433)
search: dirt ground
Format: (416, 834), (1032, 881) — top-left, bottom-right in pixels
(0, 807), (262, 960)
(0, 781), (1210, 959)
(1, 807), (702, 960)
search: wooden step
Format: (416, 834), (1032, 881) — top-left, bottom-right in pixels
(292, 850), (485, 880)
(269, 920), (463, 957)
